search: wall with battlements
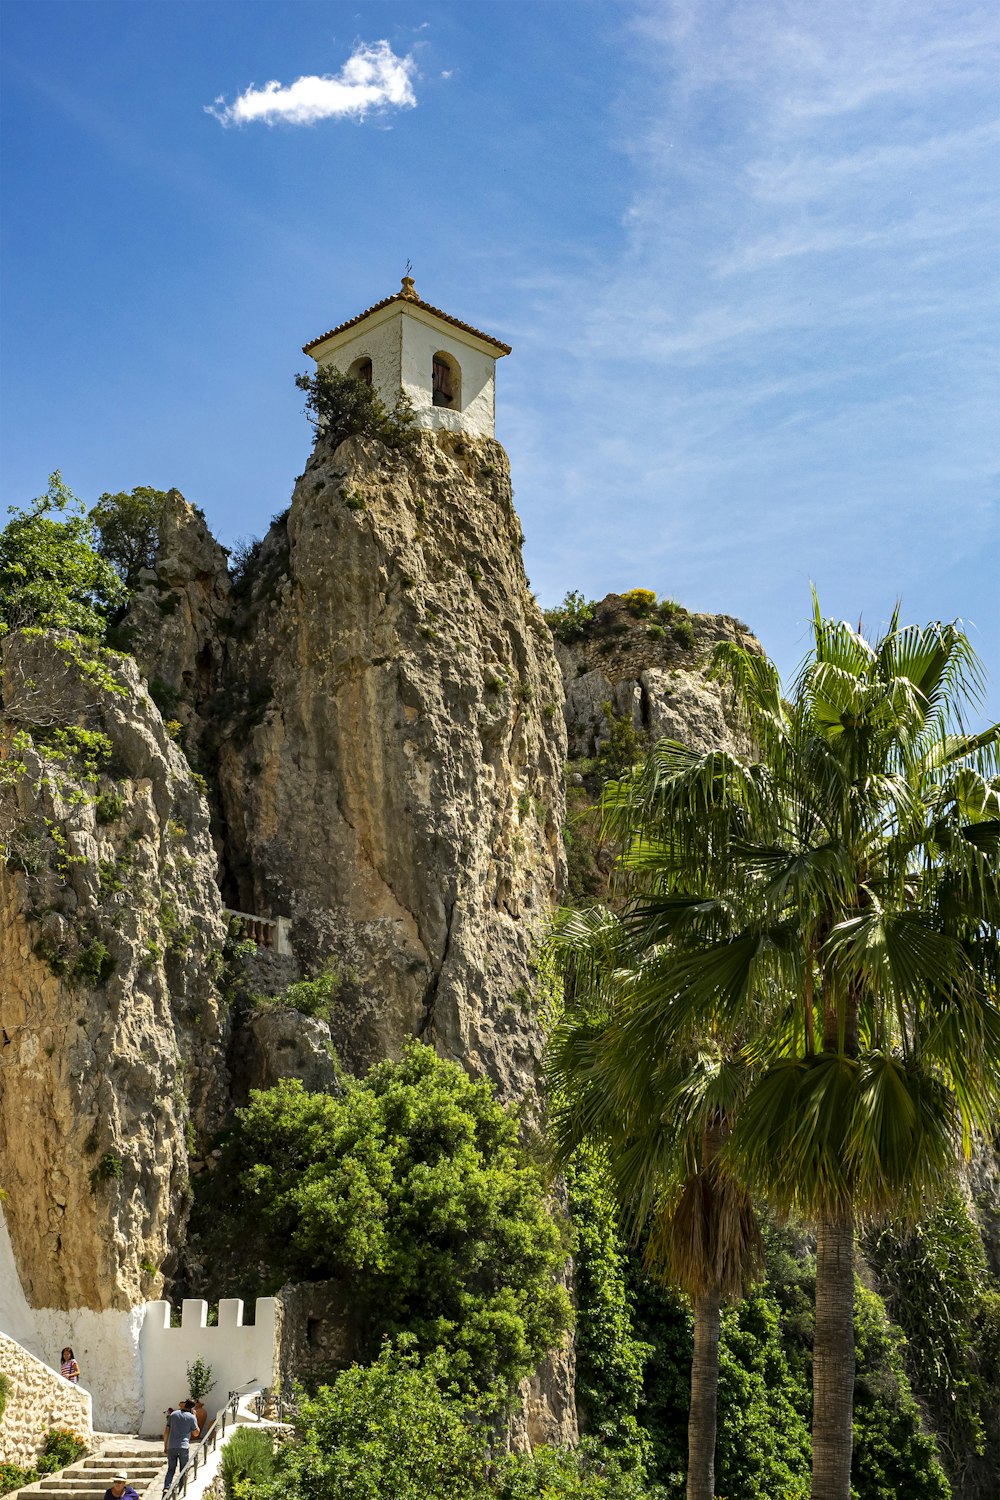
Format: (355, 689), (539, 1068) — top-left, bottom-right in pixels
(138, 1299), (277, 1439)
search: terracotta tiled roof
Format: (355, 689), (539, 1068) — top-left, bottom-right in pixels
(303, 278), (512, 357)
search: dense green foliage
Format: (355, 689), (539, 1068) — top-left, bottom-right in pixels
(0, 473), (126, 637)
(89, 485), (169, 589)
(613, 1219), (951, 1499)
(544, 591), (598, 643)
(563, 1153), (651, 1465)
(295, 367), (417, 452)
(867, 1190), (1000, 1485)
(254, 1342), (488, 1500)
(247, 1341), (655, 1500)
(197, 1042), (571, 1403)
(548, 601), (1000, 1497)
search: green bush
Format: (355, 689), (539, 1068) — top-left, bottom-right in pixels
(195, 1042), (571, 1405)
(495, 1441), (655, 1498)
(0, 1461), (38, 1494)
(543, 591), (598, 644)
(89, 485), (169, 590)
(95, 790), (126, 824)
(257, 1342), (486, 1500)
(220, 1425), (274, 1498)
(253, 963), (343, 1021)
(0, 1371), (9, 1421)
(74, 941), (115, 986)
(0, 472), (126, 637)
(35, 1427), (88, 1475)
(295, 368), (416, 453)
(671, 616), (695, 650)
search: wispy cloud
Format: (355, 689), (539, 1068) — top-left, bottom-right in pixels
(506, 0), (999, 697)
(207, 40), (416, 127)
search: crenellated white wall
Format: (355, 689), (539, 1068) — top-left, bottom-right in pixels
(2, 1208), (273, 1436)
(139, 1299), (277, 1439)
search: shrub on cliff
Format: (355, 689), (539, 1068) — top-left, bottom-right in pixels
(0, 472), (126, 637)
(295, 368), (416, 452)
(89, 485), (169, 590)
(197, 1041), (571, 1405)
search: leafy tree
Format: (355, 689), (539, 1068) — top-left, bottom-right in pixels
(295, 367), (416, 452)
(89, 485), (169, 590)
(256, 1341), (487, 1500)
(573, 598), (1000, 1499)
(0, 472), (126, 637)
(198, 1041), (571, 1405)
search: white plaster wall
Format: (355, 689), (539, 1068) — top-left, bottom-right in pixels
(139, 1300), (277, 1439)
(32, 1305), (144, 1434)
(312, 305), (500, 439)
(400, 312), (497, 439)
(314, 310), (404, 417)
(0, 1208), (44, 1357)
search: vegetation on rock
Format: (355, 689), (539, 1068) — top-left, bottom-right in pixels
(0, 472), (126, 637)
(89, 485), (169, 589)
(295, 367), (417, 452)
(194, 1042), (571, 1405)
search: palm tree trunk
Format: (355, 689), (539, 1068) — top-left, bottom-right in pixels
(812, 1214), (855, 1500)
(687, 1285), (722, 1500)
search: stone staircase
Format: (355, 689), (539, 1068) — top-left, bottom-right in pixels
(16, 1445), (165, 1500)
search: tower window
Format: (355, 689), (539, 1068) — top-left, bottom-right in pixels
(432, 354), (460, 409)
(349, 356), (373, 385)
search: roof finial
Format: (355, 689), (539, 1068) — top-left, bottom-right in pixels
(401, 261), (416, 299)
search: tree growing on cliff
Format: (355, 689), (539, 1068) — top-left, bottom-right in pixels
(0, 472), (126, 637)
(560, 599), (1000, 1500)
(196, 1041), (571, 1407)
(295, 367), (416, 452)
(89, 485), (169, 589)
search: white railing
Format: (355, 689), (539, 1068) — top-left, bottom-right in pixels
(225, 910), (292, 957)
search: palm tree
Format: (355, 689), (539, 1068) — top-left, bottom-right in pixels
(554, 600), (1000, 1500)
(548, 908), (762, 1500)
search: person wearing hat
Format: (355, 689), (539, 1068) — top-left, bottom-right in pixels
(103, 1472), (139, 1500)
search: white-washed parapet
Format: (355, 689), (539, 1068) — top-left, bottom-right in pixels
(138, 1299), (278, 1439)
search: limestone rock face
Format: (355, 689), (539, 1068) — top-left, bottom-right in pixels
(557, 593), (760, 760)
(211, 431), (566, 1101)
(0, 631), (229, 1314)
(229, 1007), (340, 1104)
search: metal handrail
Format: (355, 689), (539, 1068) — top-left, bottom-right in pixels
(162, 1380), (261, 1500)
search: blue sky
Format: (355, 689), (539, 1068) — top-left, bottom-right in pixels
(2, 0), (998, 715)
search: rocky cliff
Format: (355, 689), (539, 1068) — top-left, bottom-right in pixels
(0, 633), (229, 1316)
(126, 431), (566, 1104)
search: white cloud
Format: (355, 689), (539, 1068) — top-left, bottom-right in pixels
(207, 40), (416, 127)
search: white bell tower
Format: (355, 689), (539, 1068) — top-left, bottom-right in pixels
(303, 277), (511, 440)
